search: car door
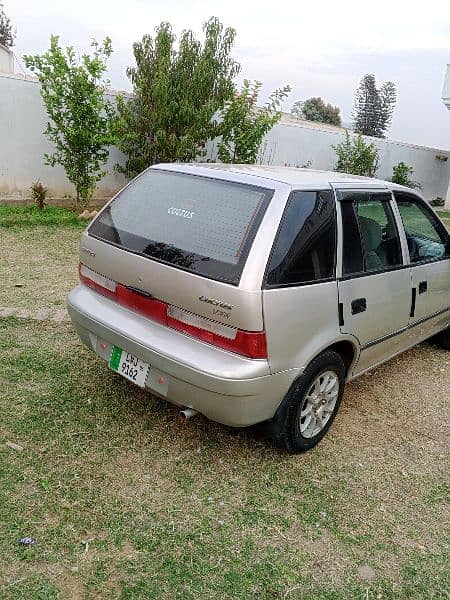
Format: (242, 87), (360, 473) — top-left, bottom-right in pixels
(336, 189), (411, 374)
(393, 191), (450, 342)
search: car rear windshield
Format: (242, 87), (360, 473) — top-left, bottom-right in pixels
(88, 169), (273, 284)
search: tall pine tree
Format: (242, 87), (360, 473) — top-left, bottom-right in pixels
(378, 81), (396, 137)
(0, 1), (15, 47)
(352, 74), (396, 138)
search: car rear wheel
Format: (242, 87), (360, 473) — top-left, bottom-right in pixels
(433, 326), (450, 350)
(269, 351), (346, 453)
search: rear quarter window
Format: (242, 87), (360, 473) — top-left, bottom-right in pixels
(89, 170), (273, 285)
(265, 190), (336, 286)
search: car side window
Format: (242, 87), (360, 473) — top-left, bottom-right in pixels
(266, 190), (336, 286)
(394, 192), (449, 262)
(341, 191), (403, 276)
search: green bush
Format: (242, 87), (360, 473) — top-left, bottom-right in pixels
(332, 130), (379, 177)
(391, 162), (420, 189)
(218, 80), (290, 164)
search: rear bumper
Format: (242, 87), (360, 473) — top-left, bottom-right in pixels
(67, 285), (300, 426)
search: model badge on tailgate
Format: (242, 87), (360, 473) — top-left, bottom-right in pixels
(199, 296), (234, 311)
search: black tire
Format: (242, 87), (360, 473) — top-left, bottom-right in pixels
(267, 351), (346, 453)
(433, 326), (450, 350)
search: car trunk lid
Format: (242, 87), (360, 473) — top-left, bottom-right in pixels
(78, 168), (275, 357)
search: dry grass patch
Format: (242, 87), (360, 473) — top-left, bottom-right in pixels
(0, 226), (81, 310)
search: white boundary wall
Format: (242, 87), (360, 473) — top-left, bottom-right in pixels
(207, 115), (450, 207)
(1, 72), (450, 207)
(0, 73), (127, 201)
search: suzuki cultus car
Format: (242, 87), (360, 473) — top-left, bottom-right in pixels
(68, 164), (450, 452)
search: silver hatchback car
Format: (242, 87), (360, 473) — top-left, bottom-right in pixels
(68, 164), (450, 452)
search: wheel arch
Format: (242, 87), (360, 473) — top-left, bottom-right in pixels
(326, 339), (358, 377)
(305, 336), (360, 379)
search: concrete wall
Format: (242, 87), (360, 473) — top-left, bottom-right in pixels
(1, 71), (449, 208)
(272, 117), (450, 204)
(207, 115), (450, 206)
(0, 72), (127, 201)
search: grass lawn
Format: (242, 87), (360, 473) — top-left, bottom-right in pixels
(0, 206), (449, 598)
(436, 210), (450, 230)
(0, 206), (85, 310)
(1, 319), (449, 599)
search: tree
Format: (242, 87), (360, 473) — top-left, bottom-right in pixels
(391, 161), (420, 189)
(218, 80), (290, 164)
(378, 81), (396, 136)
(291, 97), (341, 126)
(0, 1), (15, 47)
(352, 74), (396, 137)
(333, 130), (379, 177)
(114, 18), (240, 178)
(24, 36), (114, 204)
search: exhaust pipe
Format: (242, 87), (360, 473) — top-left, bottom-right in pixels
(179, 408), (198, 421)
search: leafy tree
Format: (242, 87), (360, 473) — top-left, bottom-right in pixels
(24, 36), (114, 204)
(114, 18), (240, 178)
(291, 97), (341, 126)
(0, 1), (15, 47)
(352, 74), (396, 138)
(333, 130), (379, 177)
(218, 80), (290, 164)
(391, 161), (420, 189)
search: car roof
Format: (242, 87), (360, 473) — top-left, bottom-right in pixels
(153, 162), (414, 193)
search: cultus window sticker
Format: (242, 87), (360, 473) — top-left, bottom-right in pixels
(167, 207), (195, 219)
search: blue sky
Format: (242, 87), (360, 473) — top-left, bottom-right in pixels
(7, 0), (450, 149)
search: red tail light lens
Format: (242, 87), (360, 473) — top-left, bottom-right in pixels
(79, 263), (267, 359)
(231, 330), (268, 359)
(115, 284), (167, 325)
(167, 308), (267, 359)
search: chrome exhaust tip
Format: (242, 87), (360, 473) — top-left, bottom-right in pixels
(179, 408), (199, 421)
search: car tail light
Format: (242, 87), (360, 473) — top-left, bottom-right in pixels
(167, 306), (267, 358)
(115, 284), (167, 325)
(166, 306), (267, 359)
(167, 306), (237, 339)
(79, 264), (116, 299)
(79, 263), (267, 359)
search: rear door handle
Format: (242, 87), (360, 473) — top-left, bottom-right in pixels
(419, 281), (427, 294)
(351, 297), (367, 315)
